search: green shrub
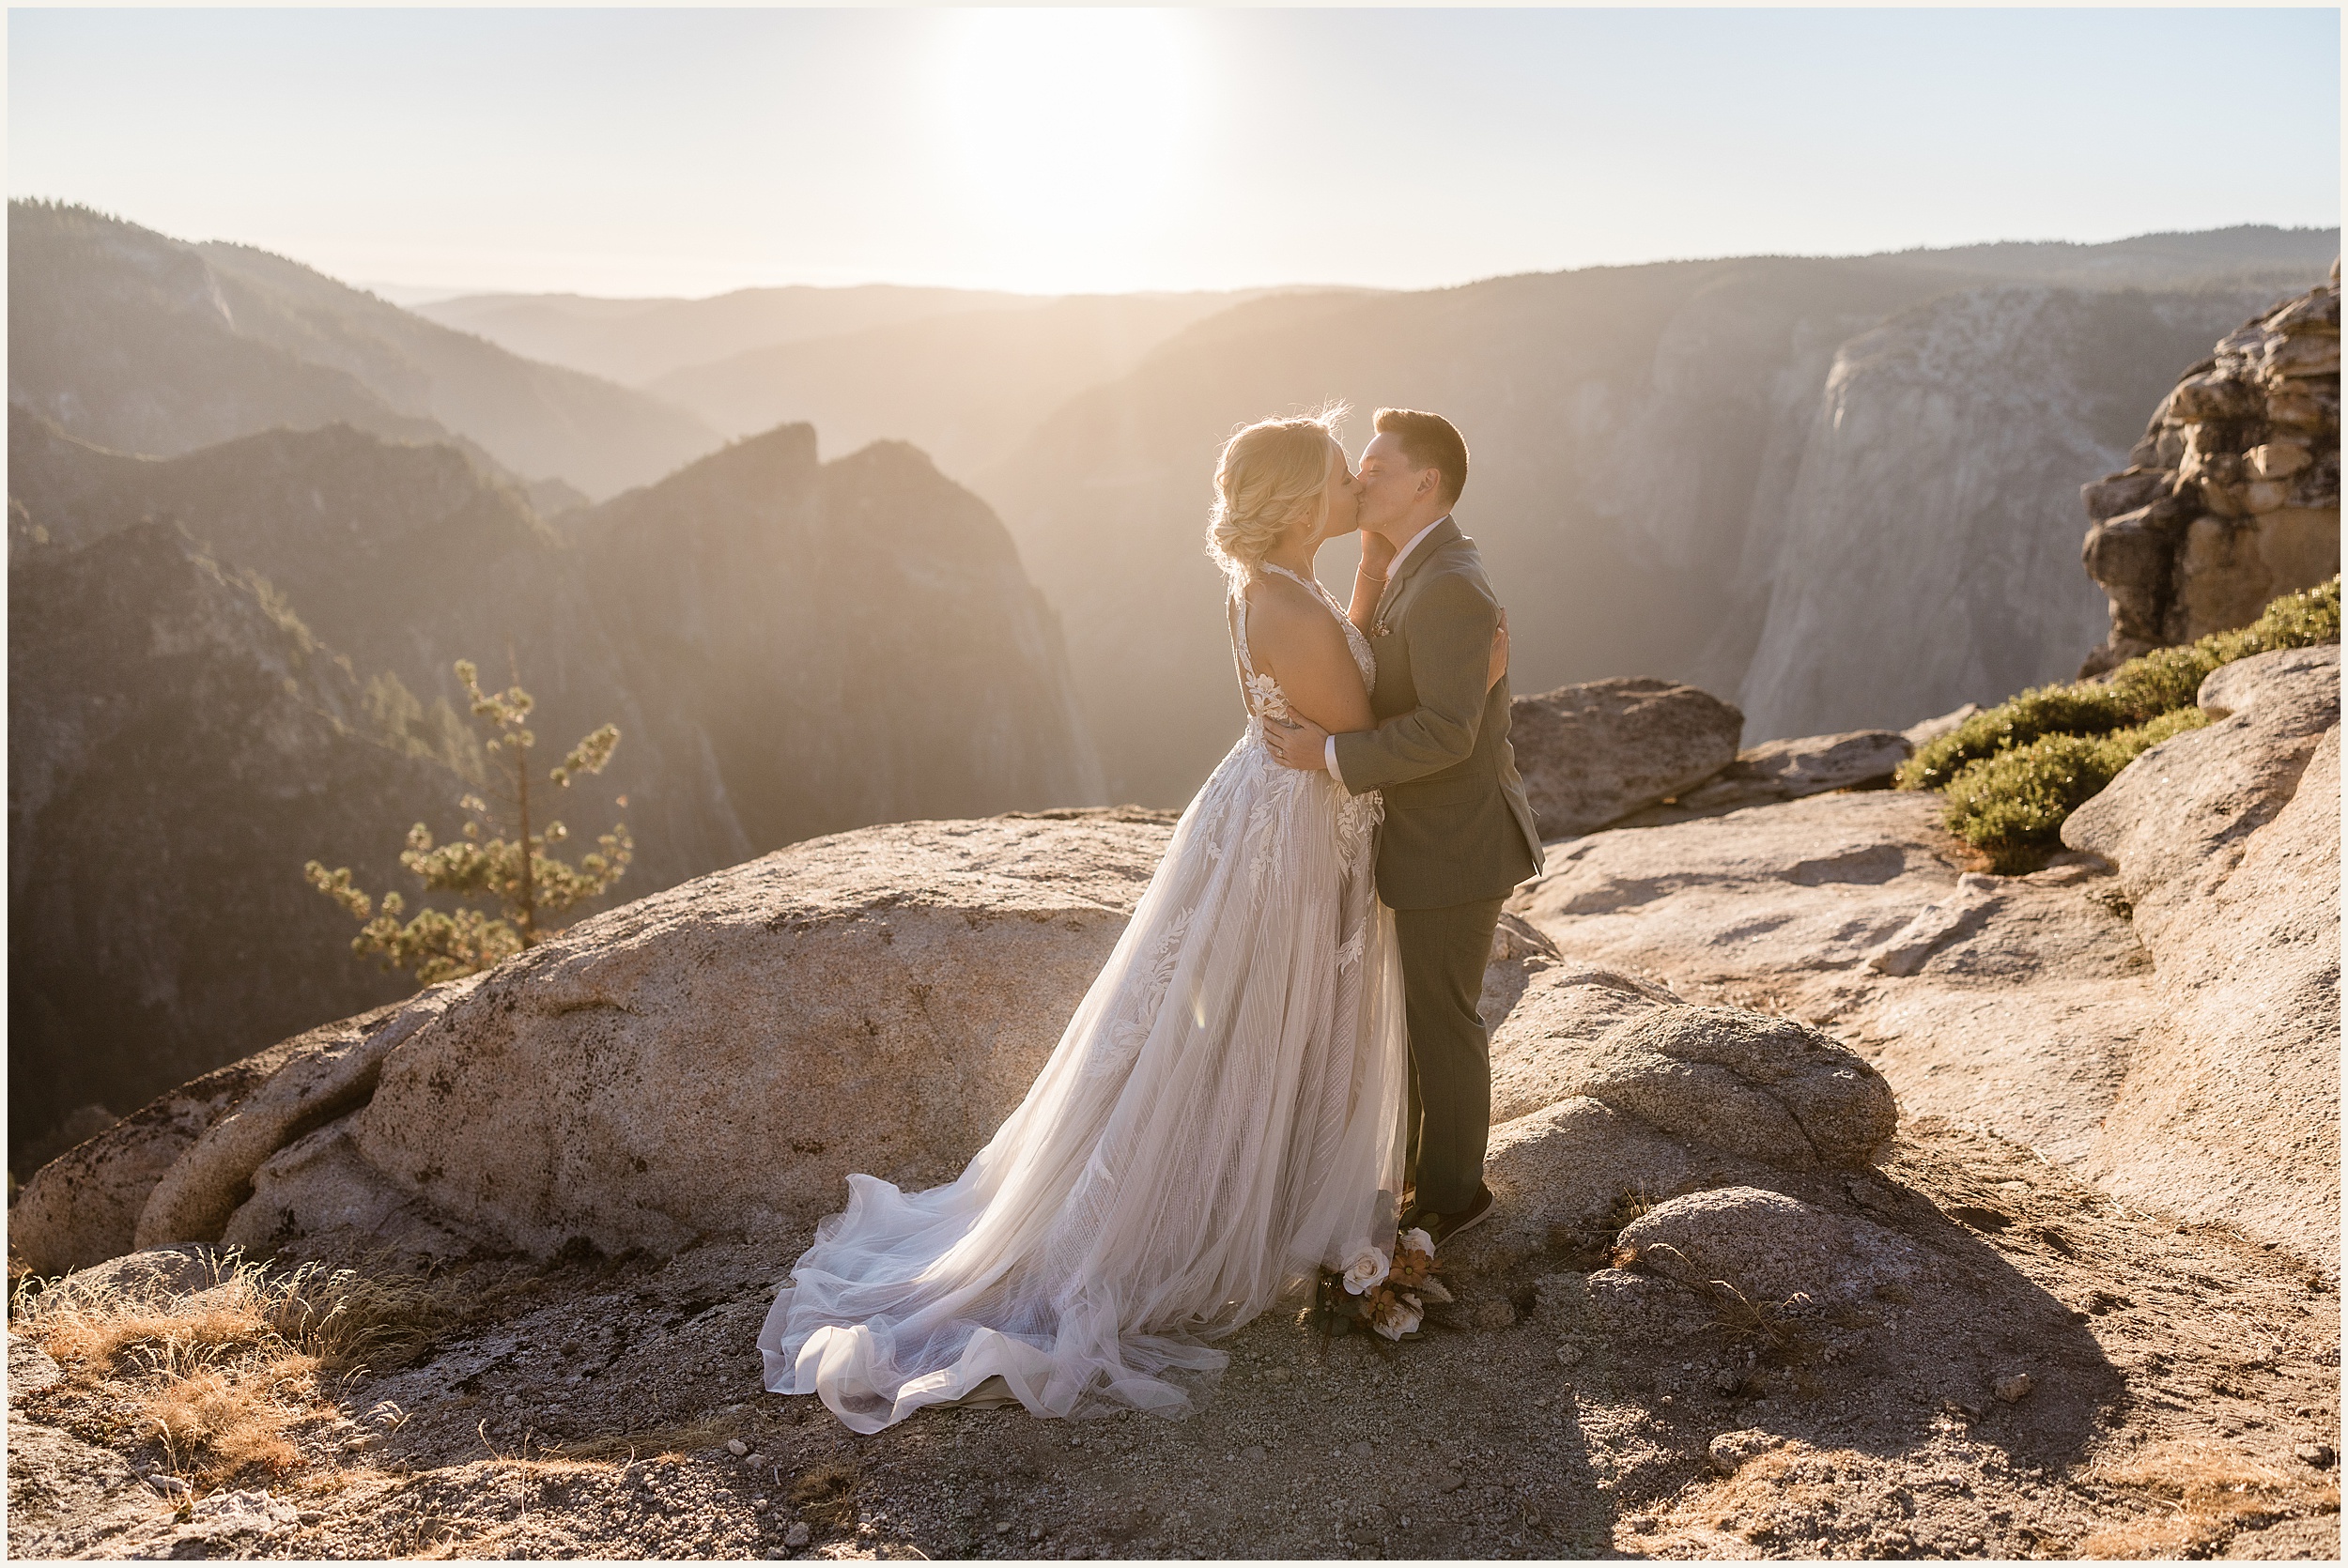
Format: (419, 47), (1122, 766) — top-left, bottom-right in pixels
(1896, 685), (2136, 792)
(1939, 707), (2211, 871)
(1899, 576), (2341, 792)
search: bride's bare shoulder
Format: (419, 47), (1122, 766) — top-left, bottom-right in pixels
(1241, 570), (1325, 621)
(1241, 574), (1351, 665)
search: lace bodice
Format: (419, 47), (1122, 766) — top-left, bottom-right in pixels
(1230, 562), (1377, 725)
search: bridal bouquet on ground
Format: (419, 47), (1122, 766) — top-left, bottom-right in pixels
(1318, 1228), (1451, 1340)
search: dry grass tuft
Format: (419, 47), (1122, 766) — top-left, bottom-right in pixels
(2078, 1438), (2340, 1558)
(1644, 1442), (1846, 1553)
(794, 1460), (861, 1527)
(144, 1358), (314, 1477)
(10, 1251), (456, 1488)
(1602, 1185), (1657, 1238)
(558, 1412), (752, 1463)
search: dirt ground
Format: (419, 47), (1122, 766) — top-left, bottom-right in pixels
(8, 1116), (2338, 1560)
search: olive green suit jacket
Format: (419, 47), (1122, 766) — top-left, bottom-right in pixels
(1331, 517), (1545, 910)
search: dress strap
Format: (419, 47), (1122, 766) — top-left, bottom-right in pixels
(1258, 561), (1350, 622)
(1227, 592), (1257, 681)
(1257, 561), (1326, 602)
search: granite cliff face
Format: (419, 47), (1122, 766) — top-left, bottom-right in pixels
(7, 201), (724, 500)
(2078, 263), (2341, 672)
(8, 411), (1103, 1159)
(8, 520), (456, 1161)
(1732, 286), (2294, 739)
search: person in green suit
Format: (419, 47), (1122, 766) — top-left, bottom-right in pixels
(1263, 407), (1545, 1248)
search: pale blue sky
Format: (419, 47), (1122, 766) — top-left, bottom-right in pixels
(9, 7), (2340, 298)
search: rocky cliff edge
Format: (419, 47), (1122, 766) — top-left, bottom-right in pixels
(6, 648), (2338, 1560)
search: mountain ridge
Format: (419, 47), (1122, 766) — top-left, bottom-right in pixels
(8, 404), (1104, 1153)
(8, 200), (728, 501)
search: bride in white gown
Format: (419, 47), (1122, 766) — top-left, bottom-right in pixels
(758, 410), (1497, 1433)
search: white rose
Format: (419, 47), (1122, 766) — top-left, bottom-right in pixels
(1342, 1247), (1390, 1295)
(1399, 1227), (1434, 1259)
(1373, 1299), (1424, 1341)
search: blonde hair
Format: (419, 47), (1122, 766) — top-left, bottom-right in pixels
(1206, 406), (1347, 583)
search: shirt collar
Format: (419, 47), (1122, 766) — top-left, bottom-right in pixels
(1385, 514), (1452, 581)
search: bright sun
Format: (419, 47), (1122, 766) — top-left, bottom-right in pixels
(931, 9), (1197, 283)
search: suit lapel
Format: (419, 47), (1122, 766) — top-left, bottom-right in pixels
(1373, 515), (1462, 629)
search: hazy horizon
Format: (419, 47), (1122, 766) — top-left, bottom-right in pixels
(11, 8), (2340, 300)
(340, 220), (2340, 311)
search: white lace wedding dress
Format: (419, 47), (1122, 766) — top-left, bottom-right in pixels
(757, 563), (1408, 1432)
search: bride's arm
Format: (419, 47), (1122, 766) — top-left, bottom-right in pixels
(1346, 531), (1398, 633)
(1247, 585), (1376, 737)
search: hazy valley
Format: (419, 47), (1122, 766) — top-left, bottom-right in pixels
(429, 223), (2336, 801)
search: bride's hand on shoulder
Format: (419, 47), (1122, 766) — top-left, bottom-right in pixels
(1488, 607), (1510, 690)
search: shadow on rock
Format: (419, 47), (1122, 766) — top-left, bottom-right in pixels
(1447, 950), (2124, 1490)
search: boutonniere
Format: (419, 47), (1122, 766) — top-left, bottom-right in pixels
(1371, 620), (1393, 638)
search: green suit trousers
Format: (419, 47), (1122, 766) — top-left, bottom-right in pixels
(1397, 894), (1508, 1217)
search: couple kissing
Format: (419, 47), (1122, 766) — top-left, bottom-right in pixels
(759, 406), (1542, 1433)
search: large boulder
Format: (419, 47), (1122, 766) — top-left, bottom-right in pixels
(1491, 972), (1894, 1169)
(2078, 273), (2340, 673)
(1507, 678), (1743, 838)
(207, 810), (1174, 1261)
(2062, 646), (2340, 1267)
(1454, 962), (1898, 1273)
(1671, 730), (1913, 815)
(1614, 1186), (1924, 1306)
(1565, 1006), (1898, 1170)
(14, 810), (1179, 1271)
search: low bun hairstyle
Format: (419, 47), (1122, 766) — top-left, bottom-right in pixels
(1206, 406), (1346, 583)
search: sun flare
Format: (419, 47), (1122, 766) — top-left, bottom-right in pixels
(931, 8), (1198, 282)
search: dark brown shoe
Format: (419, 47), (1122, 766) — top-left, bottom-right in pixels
(1414, 1183), (1495, 1251)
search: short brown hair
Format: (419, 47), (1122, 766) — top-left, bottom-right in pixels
(1373, 407), (1468, 507)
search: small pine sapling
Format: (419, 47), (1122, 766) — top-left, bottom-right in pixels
(306, 657), (632, 985)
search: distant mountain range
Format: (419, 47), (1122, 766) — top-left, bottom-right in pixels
(969, 230), (2338, 798)
(8, 200), (726, 500)
(409, 222), (2339, 801)
(644, 292), (1306, 478)
(419, 283), (1309, 482)
(415, 284), (1044, 385)
(8, 406), (1101, 1155)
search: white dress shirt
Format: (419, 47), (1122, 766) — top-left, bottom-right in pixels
(1326, 515), (1452, 785)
